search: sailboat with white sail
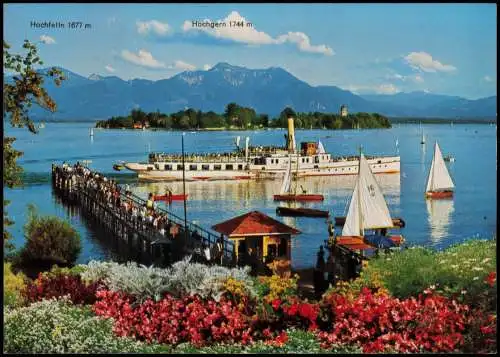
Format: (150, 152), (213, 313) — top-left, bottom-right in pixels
(420, 129), (426, 145)
(425, 142), (454, 199)
(273, 149), (324, 202)
(334, 152), (404, 250)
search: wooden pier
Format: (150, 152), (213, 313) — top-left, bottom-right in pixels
(51, 164), (235, 267)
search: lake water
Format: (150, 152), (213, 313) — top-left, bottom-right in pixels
(4, 122), (497, 269)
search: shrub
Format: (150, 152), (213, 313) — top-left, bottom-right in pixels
(19, 205), (81, 266)
(346, 239), (496, 302)
(80, 257), (255, 303)
(22, 272), (102, 305)
(93, 290), (254, 346)
(3, 262), (27, 308)
(3, 297), (154, 353)
(254, 274), (299, 303)
(317, 287), (492, 353)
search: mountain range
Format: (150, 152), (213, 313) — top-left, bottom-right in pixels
(6, 62), (496, 120)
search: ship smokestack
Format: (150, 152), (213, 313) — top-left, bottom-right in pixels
(287, 117), (296, 153)
(245, 136), (250, 162)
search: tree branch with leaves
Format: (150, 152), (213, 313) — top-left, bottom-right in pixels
(3, 39), (66, 251)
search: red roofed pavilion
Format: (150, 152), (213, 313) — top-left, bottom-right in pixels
(212, 211), (301, 270)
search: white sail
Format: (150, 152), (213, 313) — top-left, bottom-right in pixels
(342, 180), (361, 236)
(426, 198), (454, 243)
(342, 153), (394, 236)
(426, 142), (454, 192)
(279, 158), (292, 194)
(317, 140), (326, 154)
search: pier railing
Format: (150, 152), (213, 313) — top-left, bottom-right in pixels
(51, 164), (235, 266)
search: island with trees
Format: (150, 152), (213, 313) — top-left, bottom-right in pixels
(95, 103), (392, 130)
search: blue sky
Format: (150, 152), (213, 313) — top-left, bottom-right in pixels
(3, 3), (497, 99)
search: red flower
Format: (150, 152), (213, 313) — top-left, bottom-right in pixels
(485, 271), (496, 287)
(271, 299), (282, 311)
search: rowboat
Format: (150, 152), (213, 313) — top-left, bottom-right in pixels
(425, 142), (454, 199)
(276, 206), (329, 218)
(153, 194), (188, 201)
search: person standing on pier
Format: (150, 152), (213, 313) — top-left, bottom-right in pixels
(146, 193), (154, 213)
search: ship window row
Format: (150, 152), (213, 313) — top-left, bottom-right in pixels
(161, 164), (243, 171)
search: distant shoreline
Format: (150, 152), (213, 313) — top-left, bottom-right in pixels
(388, 117), (496, 124)
(6, 118), (496, 126)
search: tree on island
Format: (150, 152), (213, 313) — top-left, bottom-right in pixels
(96, 105), (391, 131)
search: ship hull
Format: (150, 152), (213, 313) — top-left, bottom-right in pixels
(125, 157), (400, 182)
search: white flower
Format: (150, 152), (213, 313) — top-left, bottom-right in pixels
(461, 290), (467, 295)
(430, 284), (436, 289)
(473, 267), (483, 271)
(451, 264), (458, 269)
(482, 258), (491, 264)
(473, 276), (479, 280)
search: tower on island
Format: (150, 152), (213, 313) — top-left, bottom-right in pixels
(340, 104), (348, 117)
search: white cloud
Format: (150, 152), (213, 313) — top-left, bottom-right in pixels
(403, 52), (456, 73)
(203, 64), (212, 71)
(137, 20), (170, 36)
(483, 75), (493, 82)
(182, 11), (333, 56)
(40, 35), (56, 44)
(121, 49), (166, 69)
(276, 32), (334, 56)
(168, 60), (196, 71)
(105, 65), (116, 73)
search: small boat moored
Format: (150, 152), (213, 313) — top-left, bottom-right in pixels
(443, 154), (455, 162)
(425, 142), (455, 199)
(274, 194), (324, 202)
(276, 206), (329, 218)
(153, 193), (188, 201)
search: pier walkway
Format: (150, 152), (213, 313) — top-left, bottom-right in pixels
(51, 163), (235, 267)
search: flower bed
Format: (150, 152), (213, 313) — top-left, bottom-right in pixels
(3, 239), (497, 354)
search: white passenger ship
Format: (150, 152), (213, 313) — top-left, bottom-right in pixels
(123, 118), (400, 181)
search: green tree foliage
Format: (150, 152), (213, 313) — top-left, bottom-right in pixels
(95, 106), (391, 131)
(3, 40), (66, 251)
(19, 205), (81, 266)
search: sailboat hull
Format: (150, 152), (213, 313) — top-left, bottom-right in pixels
(425, 191), (453, 199)
(335, 216), (405, 228)
(273, 194), (324, 201)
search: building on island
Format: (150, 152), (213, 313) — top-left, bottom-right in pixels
(340, 104), (348, 117)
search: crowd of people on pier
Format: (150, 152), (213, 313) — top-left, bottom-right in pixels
(56, 162), (227, 265)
